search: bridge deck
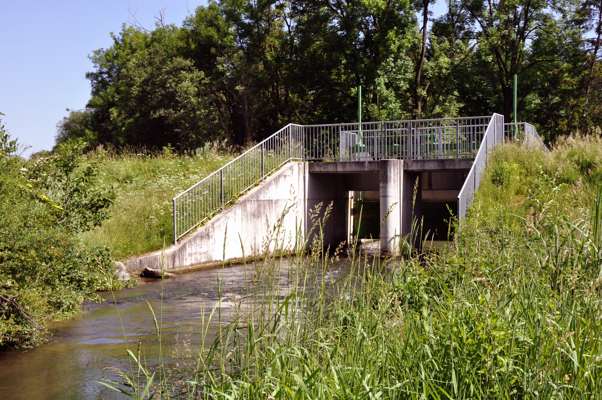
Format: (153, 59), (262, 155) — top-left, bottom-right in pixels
(308, 159), (473, 174)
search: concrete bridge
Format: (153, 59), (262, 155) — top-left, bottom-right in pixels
(125, 116), (545, 272)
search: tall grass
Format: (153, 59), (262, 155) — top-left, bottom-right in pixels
(104, 137), (602, 399)
(80, 147), (232, 259)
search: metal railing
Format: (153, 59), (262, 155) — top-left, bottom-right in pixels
(457, 114), (505, 219)
(504, 122), (547, 150)
(172, 123), (304, 241)
(303, 117), (491, 161)
(173, 115), (494, 242)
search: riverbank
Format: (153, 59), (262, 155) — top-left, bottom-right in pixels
(0, 259), (318, 399)
(1, 120), (230, 349)
(107, 137), (602, 398)
(0, 123), (124, 349)
(80, 147), (232, 259)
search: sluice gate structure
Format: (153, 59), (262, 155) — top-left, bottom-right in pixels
(125, 114), (546, 272)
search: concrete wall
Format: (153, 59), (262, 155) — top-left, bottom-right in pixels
(124, 162), (307, 273)
(124, 158), (472, 273)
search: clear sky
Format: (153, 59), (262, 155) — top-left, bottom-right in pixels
(0, 1), (446, 156)
(0, 0), (205, 156)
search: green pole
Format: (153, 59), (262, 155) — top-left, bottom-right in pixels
(513, 74), (518, 136)
(358, 85), (363, 146)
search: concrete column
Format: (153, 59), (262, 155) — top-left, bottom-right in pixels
(347, 191), (355, 245)
(379, 160), (403, 255)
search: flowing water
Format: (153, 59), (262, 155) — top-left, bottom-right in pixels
(0, 259), (350, 399)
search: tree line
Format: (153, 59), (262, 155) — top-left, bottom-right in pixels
(57, 0), (602, 150)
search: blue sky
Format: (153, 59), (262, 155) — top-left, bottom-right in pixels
(0, 1), (446, 156)
(0, 0), (204, 155)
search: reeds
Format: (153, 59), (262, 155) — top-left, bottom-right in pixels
(103, 139), (602, 399)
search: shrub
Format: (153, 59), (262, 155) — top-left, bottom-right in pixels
(0, 121), (120, 349)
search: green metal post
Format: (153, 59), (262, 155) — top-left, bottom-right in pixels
(358, 85), (363, 146)
(513, 74), (518, 138)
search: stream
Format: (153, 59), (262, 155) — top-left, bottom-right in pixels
(0, 259), (349, 399)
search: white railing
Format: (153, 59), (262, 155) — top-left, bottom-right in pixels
(504, 122), (547, 150)
(457, 114), (505, 219)
(173, 116), (495, 242)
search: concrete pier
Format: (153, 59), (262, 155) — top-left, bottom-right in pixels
(379, 160), (403, 255)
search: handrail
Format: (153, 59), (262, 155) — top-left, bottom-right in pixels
(457, 114), (505, 219)
(457, 118), (495, 201)
(300, 115), (491, 128)
(173, 115), (495, 243)
(504, 122), (547, 150)
(173, 123), (299, 200)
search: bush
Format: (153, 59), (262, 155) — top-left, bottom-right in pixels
(0, 121), (121, 349)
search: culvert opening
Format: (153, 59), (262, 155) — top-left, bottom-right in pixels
(420, 201), (456, 241)
(348, 190), (380, 253)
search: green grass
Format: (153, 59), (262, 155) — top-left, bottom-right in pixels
(80, 147), (232, 259)
(105, 137), (602, 399)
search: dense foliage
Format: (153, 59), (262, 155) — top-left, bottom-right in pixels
(57, 0), (601, 151)
(0, 117), (120, 348)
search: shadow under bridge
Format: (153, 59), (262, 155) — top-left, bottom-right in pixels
(306, 159), (472, 254)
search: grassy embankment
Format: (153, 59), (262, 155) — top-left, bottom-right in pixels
(80, 147), (232, 259)
(106, 137), (602, 399)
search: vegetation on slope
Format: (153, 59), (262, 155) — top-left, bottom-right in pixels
(109, 138), (602, 398)
(80, 146), (231, 259)
(0, 119), (122, 349)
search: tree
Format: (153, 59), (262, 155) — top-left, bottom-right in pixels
(59, 0), (600, 149)
(55, 109), (96, 147)
(577, 0), (602, 132)
(462, 0), (550, 121)
(413, 0), (432, 117)
(85, 25), (219, 150)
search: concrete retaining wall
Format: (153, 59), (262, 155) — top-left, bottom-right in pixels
(124, 158), (472, 274)
(124, 162), (307, 273)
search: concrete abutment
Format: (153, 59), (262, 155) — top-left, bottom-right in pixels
(125, 159), (471, 273)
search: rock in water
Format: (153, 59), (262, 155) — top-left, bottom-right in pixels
(140, 267), (174, 279)
(114, 261), (130, 282)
